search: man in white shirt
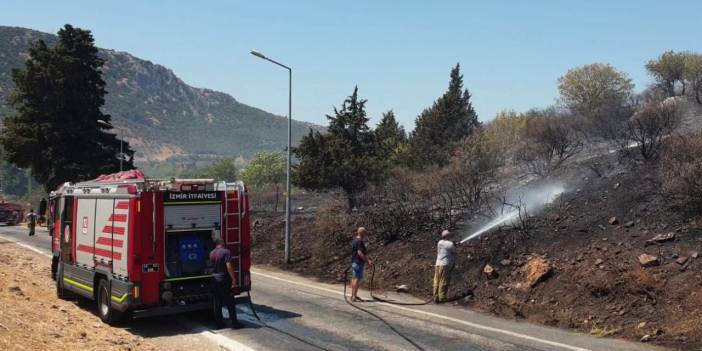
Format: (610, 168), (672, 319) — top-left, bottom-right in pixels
(433, 230), (456, 302)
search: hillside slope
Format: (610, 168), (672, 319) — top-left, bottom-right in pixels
(0, 26), (320, 162)
(251, 150), (702, 350)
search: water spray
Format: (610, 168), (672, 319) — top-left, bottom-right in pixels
(460, 183), (566, 244)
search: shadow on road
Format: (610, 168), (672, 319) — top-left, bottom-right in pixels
(244, 302), (303, 322)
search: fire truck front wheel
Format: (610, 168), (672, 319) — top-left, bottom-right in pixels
(96, 279), (125, 325)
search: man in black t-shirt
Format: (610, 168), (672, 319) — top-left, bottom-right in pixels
(210, 238), (241, 329)
(350, 227), (372, 302)
(26, 209), (37, 236)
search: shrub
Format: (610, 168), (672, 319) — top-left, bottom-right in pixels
(661, 132), (702, 207)
(622, 99), (680, 160)
(516, 109), (583, 176)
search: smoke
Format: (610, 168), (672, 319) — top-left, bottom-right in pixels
(460, 182), (566, 243)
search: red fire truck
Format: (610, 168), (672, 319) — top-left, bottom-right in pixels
(49, 170), (251, 324)
(0, 201), (24, 226)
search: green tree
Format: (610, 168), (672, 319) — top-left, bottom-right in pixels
(201, 159), (238, 182)
(646, 50), (689, 97)
(293, 86), (382, 209)
(482, 110), (527, 160)
(408, 63), (480, 168)
(0, 158), (34, 197)
(375, 110), (407, 166)
(684, 53), (702, 104)
(241, 151), (286, 211)
(557, 63), (634, 139)
(0, 25), (134, 192)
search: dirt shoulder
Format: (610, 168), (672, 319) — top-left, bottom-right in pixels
(0, 240), (153, 351)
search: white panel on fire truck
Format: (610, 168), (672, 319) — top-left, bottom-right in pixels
(94, 199), (115, 265)
(112, 199), (129, 277)
(164, 204), (221, 230)
(75, 198), (96, 267)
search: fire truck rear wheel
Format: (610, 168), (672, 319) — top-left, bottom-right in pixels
(97, 279), (125, 325)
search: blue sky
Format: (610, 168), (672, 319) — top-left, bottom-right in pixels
(2, 1), (701, 130)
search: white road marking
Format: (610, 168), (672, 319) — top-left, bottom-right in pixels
(251, 270), (592, 351)
(0, 230), (595, 351)
(177, 317), (258, 351)
(0, 233), (52, 258)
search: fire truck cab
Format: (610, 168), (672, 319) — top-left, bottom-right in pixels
(49, 170), (251, 324)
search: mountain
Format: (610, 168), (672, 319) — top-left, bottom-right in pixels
(0, 26), (321, 163)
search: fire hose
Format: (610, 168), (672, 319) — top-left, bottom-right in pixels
(368, 265), (434, 306)
(243, 263), (463, 351)
(343, 267), (426, 351)
(245, 291), (332, 351)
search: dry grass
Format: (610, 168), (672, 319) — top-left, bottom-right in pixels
(661, 132), (702, 207)
(0, 241), (153, 351)
(590, 325), (621, 337)
(625, 268), (664, 292)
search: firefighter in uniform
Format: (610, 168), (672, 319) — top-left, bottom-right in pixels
(26, 209), (37, 236)
(210, 238), (241, 329)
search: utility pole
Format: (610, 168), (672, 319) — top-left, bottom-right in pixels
(251, 49), (293, 263)
(27, 169), (31, 195)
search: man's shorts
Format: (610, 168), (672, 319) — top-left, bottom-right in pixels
(351, 261), (365, 280)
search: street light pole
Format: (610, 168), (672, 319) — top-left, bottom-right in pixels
(119, 135), (123, 172)
(250, 50), (292, 264)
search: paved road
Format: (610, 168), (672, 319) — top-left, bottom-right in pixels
(0, 225), (664, 351)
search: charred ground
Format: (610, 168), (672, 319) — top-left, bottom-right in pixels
(251, 151), (702, 350)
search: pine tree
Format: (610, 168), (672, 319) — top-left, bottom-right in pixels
(0, 25), (134, 191)
(408, 63), (480, 167)
(293, 87), (382, 209)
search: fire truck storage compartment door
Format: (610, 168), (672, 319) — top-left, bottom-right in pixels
(110, 199), (130, 277)
(92, 198), (130, 277)
(165, 229), (214, 278)
(75, 198), (96, 267)
(164, 204), (221, 230)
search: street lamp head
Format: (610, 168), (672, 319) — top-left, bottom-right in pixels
(97, 119), (112, 128)
(250, 50), (266, 59)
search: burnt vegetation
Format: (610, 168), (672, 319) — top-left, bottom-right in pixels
(251, 49), (702, 349)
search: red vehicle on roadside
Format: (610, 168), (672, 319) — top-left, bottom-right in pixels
(49, 170), (251, 324)
(0, 201), (24, 226)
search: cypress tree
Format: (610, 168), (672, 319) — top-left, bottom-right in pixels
(293, 86), (382, 209)
(375, 110), (407, 165)
(0, 25), (134, 191)
(376, 110), (407, 146)
(408, 63), (480, 167)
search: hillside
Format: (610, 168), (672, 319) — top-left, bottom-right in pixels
(251, 146), (702, 350)
(0, 26), (320, 162)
